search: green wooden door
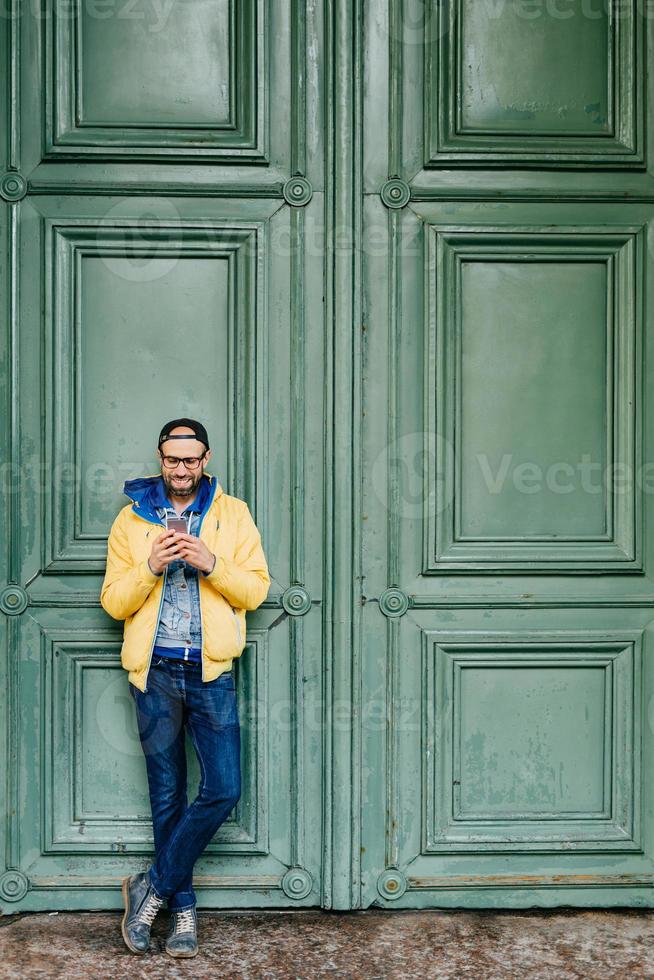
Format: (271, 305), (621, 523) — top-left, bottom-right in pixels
(358, 0), (654, 909)
(0, 0), (327, 912)
(1, 0), (654, 915)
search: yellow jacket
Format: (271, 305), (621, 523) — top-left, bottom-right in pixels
(100, 471), (270, 692)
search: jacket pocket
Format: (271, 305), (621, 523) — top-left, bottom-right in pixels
(121, 621), (150, 672)
(200, 591), (242, 662)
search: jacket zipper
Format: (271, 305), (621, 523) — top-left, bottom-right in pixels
(128, 510), (166, 693)
(198, 570), (205, 682)
(144, 557), (167, 693)
(195, 478), (222, 681)
(196, 509), (211, 683)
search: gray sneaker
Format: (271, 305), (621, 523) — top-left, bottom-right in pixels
(165, 905), (199, 958)
(120, 869), (165, 954)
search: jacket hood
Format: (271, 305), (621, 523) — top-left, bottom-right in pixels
(123, 471), (223, 526)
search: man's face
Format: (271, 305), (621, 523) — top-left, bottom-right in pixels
(158, 434), (211, 499)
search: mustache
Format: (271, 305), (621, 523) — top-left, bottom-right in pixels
(164, 473), (199, 488)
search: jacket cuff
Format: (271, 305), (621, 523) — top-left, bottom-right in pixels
(200, 553), (216, 577)
(203, 553), (225, 583)
(144, 558), (162, 581)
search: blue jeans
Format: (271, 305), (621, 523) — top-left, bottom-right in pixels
(129, 654), (241, 911)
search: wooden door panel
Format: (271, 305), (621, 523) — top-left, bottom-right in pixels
(428, 0), (642, 166)
(0, 0), (326, 912)
(361, 0), (654, 907)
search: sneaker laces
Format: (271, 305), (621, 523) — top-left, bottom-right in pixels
(174, 908), (196, 935)
(139, 891), (164, 926)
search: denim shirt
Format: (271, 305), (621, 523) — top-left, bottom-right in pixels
(150, 476), (213, 665)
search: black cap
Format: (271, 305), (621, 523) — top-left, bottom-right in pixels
(158, 418), (210, 451)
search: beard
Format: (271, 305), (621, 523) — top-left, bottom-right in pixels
(161, 469), (202, 499)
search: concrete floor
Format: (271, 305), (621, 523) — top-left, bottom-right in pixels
(1, 908), (653, 979)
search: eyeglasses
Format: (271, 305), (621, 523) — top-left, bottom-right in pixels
(159, 452), (206, 470)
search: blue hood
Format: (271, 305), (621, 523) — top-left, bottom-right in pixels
(123, 471), (221, 526)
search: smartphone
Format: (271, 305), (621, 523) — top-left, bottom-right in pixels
(166, 514), (188, 535)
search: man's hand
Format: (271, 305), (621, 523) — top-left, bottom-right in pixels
(170, 532), (216, 575)
(148, 529), (185, 576)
